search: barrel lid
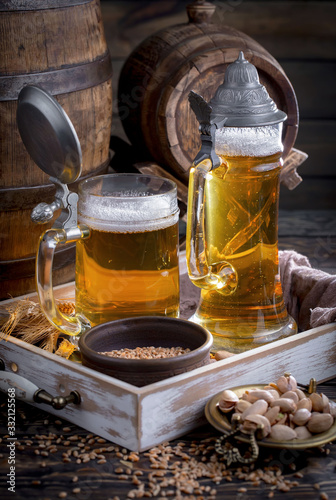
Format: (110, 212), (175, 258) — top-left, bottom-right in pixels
(209, 51), (287, 127)
(17, 85), (82, 184)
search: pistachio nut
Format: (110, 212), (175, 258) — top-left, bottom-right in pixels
(296, 398), (313, 412)
(267, 383), (281, 394)
(235, 400), (252, 414)
(292, 408), (311, 426)
(240, 399), (269, 421)
(264, 405), (282, 425)
(321, 393), (330, 410)
(325, 400), (336, 418)
(309, 393), (328, 412)
(243, 389), (274, 404)
(241, 414), (271, 438)
(295, 388), (307, 400)
(294, 426), (313, 440)
(214, 350), (235, 361)
(269, 424), (297, 441)
(218, 389), (239, 412)
(276, 375), (297, 394)
(281, 391), (299, 403)
(307, 413), (334, 434)
(270, 398), (297, 413)
(267, 389), (283, 400)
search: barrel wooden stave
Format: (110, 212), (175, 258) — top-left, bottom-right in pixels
(0, 0), (113, 299)
(0, 3), (107, 74)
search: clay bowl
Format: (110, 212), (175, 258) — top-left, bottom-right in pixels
(78, 316), (213, 387)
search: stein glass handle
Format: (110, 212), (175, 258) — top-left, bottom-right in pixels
(36, 225), (90, 336)
(186, 160), (237, 295)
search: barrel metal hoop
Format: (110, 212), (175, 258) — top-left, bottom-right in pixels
(0, 52), (113, 101)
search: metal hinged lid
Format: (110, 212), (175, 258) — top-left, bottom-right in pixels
(17, 85), (82, 184)
(209, 51), (287, 127)
(16, 85), (82, 228)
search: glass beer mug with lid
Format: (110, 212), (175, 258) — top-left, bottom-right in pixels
(17, 86), (179, 338)
(186, 52), (297, 353)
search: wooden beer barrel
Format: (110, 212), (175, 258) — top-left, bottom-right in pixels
(118, 0), (299, 183)
(0, 0), (113, 299)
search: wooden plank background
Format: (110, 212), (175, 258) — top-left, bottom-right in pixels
(100, 0), (336, 211)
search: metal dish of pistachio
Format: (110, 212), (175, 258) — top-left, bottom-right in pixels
(205, 373), (336, 465)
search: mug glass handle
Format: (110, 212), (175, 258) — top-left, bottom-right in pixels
(186, 160), (237, 295)
(36, 225), (90, 336)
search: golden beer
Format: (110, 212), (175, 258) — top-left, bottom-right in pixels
(76, 174), (180, 327)
(75, 222), (179, 325)
(186, 52), (297, 353)
(188, 152), (296, 351)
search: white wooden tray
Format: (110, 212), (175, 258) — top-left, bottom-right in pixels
(0, 280), (335, 452)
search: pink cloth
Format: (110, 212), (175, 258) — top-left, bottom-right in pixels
(279, 250), (336, 331)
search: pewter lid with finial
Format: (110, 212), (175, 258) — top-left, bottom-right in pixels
(209, 51), (287, 127)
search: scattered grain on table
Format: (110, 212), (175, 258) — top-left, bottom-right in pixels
(2, 409), (334, 499)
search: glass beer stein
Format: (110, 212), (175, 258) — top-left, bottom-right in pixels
(186, 52), (297, 353)
(36, 174), (180, 336)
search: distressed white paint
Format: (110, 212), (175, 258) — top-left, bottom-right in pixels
(0, 336), (140, 450)
(1, 289), (336, 452)
(1, 324), (335, 451)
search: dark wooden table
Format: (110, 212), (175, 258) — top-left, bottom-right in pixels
(0, 209), (336, 500)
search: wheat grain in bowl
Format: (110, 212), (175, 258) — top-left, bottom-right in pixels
(99, 346), (191, 359)
(79, 316), (213, 386)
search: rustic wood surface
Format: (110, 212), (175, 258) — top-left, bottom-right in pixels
(0, 215), (336, 498)
(0, 365), (335, 500)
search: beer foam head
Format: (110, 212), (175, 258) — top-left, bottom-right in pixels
(215, 123), (283, 157)
(78, 174), (179, 232)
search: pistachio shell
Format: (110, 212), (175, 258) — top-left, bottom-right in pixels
(321, 393), (330, 410)
(218, 389), (239, 412)
(270, 398), (297, 413)
(279, 414), (289, 425)
(276, 375), (297, 394)
(267, 389), (282, 399)
(240, 399), (269, 421)
(235, 400), (252, 414)
(309, 393), (326, 412)
(292, 408), (311, 426)
(242, 414), (271, 438)
(267, 383), (281, 394)
(294, 426), (313, 440)
(214, 350), (235, 360)
(325, 400), (336, 418)
(221, 389), (239, 403)
(281, 391), (299, 403)
(244, 389), (275, 404)
(264, 405), (282, 425)
(295, 388), (307, 400)
(269, 424), (297, 441)
(296, 398), (313, 412)
(307, 413), (334, 434)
